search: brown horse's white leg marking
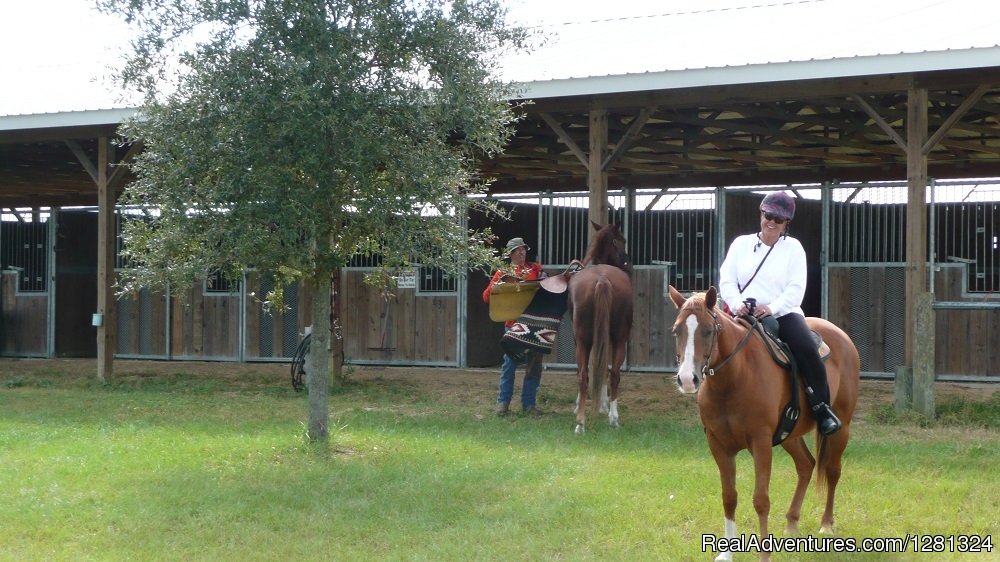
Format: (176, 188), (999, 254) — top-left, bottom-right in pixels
(716, 518), (736, 562)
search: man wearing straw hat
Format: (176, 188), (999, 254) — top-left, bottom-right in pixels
(482, 237), (547, 417)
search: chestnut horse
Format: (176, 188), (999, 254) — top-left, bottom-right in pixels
(668, 286), (859, 562)
(568, 221), (633, 434)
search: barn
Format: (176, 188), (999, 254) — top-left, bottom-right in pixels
(1, 46), (999, 386)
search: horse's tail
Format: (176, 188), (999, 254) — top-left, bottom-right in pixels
(589, 275), (612, 402)
(814, 432), (829, 493)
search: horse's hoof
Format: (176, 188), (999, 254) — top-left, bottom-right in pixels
(819, 524), (834, 534)
(713, 552), (733, 562)
(574, 424), (585, 435)
(609, 418), (620, 428)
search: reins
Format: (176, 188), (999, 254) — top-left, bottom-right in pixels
(701, 308), (756, 377)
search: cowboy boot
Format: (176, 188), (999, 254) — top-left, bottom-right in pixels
(812, 402), (842, 435)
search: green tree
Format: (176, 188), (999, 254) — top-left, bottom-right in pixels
(99, 0), (529, 442)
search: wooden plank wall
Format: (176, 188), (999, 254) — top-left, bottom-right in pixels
(828, 264), (999, 378)
(933, 265), (1000, 377)
(627, 266), (676, 369)
(167, 283), (241, 359)
(340, 270), (458, 364)
(116, 287), (168, 356)
(0, 271), (47, 355)
(827, 267), (889, 371)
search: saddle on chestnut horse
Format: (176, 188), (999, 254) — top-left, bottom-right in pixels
(736, 316), (831, 446)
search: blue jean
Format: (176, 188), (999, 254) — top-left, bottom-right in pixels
(497, 349), (543, 408)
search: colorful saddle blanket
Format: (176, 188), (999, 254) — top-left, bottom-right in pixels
(500, 285), (569, 362)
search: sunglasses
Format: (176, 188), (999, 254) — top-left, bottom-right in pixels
(762, 212), (787, 224)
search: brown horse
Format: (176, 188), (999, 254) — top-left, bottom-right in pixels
(668, 286), (859, 562)
(568, 221), (634, 434)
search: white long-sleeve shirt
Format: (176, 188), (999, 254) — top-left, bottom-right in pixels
(718, 233), (806, 318)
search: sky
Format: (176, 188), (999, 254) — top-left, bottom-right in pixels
(1, 0), (998, 116)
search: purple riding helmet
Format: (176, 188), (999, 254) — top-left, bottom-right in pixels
(759, 191), (796, 221)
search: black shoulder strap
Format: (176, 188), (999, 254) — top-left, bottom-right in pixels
(738, 241), (775, 294)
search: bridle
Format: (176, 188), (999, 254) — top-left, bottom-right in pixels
(696, 307), (756, 378)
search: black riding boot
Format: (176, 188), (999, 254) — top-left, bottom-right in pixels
(778, 314), (842, 436)
(810, 398), (842, 436)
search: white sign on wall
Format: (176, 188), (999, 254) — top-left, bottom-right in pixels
(395, 269), (417, 289)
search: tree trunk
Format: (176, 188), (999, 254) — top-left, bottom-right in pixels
(330, 267), (344, 383)
(307, 267), (331, 442)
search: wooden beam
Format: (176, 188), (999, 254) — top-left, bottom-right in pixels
(843, 185), (866, 204)
(922, 84), (991, 155)
(96, 136), (115, 382)
(699, 136), (883, 165)
(108, 141), (143, 189)
(664, 110), (906, 157)
(588, 109), (608, 232)
(539, 112), (590, 171)
(850, 94), (908, 152)
(904, 87), (928, 366)
(64, 139), (99, 184)
(602, 107), (655, 170)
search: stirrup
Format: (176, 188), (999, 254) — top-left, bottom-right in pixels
(812, 403), (841, 435)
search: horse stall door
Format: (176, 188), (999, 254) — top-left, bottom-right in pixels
(0, 215), (50, 356)
(54, 210), (98, 357)
(627, 265), (675, 370)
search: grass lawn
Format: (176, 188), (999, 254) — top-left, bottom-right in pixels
(1, 359), (997, 561)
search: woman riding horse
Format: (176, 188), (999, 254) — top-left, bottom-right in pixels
(718, 191), (841, 435)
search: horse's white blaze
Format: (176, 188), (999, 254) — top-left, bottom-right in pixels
(676, 314), (700, 393)
(713, 518), (737, 562)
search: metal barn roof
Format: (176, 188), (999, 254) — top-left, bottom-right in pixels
(2, 46), (1000, 204)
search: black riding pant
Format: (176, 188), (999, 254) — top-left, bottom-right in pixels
(777, 312), (830, 406)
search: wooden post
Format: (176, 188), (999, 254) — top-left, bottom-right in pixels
(96, 136), (116, 382)
(904, 87), (928, 366)
(894, 366), (913, 412)
(912, 292), (936, 418)
(588, 109), (608, 234)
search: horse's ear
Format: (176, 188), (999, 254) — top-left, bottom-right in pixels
(668, 285), (686, 309)
(705, 286), (718, 309)
(590, 220), (602, 231)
